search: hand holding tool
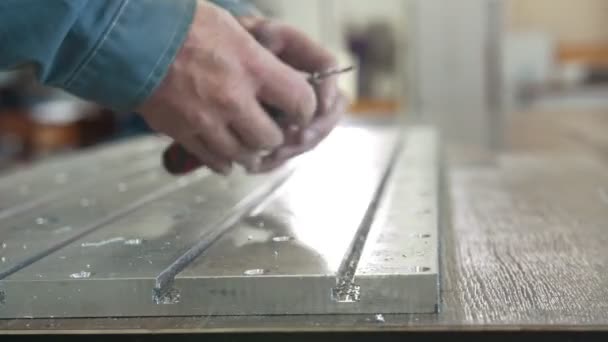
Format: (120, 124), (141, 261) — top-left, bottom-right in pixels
(162, 66), (354, 175)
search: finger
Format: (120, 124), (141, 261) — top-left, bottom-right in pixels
(314, 76), (339, 120)
(243, 126), (297, 174)
(239, 154), (263, 174)
(255, 57), (317, 127)
(230, 98), (285, 150)
(249, 21), (338, 115)
(249, 21), (338, 74)
(178, 136), (233, 175)
(255, 93), (347, 172)
(298, 92), (347, 144)
(195, 122), (245, 161)
(250, 158), (288, 174)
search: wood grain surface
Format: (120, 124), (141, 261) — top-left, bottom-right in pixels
(2, 110), (608, 333)
(439, 155), (608, 326)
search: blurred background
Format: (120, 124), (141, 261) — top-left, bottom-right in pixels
(2, 0), (608, 169)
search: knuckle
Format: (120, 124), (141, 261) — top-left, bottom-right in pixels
(214, 85), (240, 109)
(206, 132), (242, 160)
(245, 56), (269, 85)
(187, 112), (211, 132)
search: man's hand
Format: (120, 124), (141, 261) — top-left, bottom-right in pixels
(238, 17), (348, 173)
(137, 2), (317, 175)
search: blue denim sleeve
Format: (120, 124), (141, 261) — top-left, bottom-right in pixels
(0, 0), (196, 112)
(208, 0), (258, 16)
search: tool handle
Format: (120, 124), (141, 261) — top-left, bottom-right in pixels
(162, 143), (202, 175)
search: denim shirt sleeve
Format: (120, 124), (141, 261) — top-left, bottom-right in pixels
(208, 0), (258, 16)
(0, 0), (255, 112)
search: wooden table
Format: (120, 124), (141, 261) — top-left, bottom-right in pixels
(2, 110), (608, 339)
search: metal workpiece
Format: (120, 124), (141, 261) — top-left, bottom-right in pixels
(353, 129), (440, 312)
(0, 160), (197, 279)
(0, 136), (165, 190)
(0, 122), (440, 318)
(0, 136), (166, 217)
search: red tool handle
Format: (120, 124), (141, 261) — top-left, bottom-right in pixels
(162, 143), (203, 175)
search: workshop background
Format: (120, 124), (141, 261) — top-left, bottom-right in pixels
(5, 0), (608, 336)
(2, 0), (608, 168)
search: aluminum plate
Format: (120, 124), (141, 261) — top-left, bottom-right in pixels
(0, 122), (440, 318)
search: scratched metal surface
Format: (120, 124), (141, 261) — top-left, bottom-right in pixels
(0, 162), (181, 277)
(0, 121), (440, 320)
(0, 136), (165, 191)
(0, 137), (165, 216)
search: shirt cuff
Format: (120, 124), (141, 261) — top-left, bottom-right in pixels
(61, 0), (196, 113)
